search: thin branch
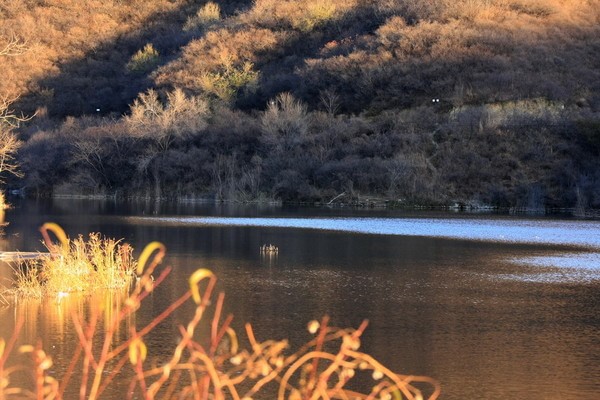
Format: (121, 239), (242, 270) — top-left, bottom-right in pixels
(0, 35), (28, 57)
(0, 129), (23, 183)
(0, 95), (36, 128)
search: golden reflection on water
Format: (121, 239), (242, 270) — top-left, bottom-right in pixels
(2, 199), (600, 399)
(2, 288), (134, 366)
(0, 285), (138, 398)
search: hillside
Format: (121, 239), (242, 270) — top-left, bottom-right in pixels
(2, 0), (600, 208)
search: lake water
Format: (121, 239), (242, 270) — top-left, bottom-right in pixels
(1, 198), (599, 399)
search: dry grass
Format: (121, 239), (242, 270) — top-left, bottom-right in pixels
(242, 0), (357, 31)
(8, 223), (136, 298)
(0, 224), (441, 399)
(0, 0), (186, 109)
(155, 27), (280, 97)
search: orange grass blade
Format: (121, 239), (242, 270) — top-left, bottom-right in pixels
(211, 292), (225, 352)
(136, 241), (166, 275)
(189, 268), (214, 304)
(39, 222), (69, 253)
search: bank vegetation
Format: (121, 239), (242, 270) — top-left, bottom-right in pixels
(0, 0), (599, 209)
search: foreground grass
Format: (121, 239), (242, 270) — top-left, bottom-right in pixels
(0, 223), (440, 399)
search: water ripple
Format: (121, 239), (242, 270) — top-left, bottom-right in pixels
(124, 216), (600, 279)
(125, 216), (600, 248)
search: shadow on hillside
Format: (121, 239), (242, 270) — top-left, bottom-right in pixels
(290, 12), (600, 114)
(236, 3), (386, 111)
(17, 1), (600, 118)
(15, 1), (255, 118)
(19, 0), (368, 117)
(243, 3), (600, 114)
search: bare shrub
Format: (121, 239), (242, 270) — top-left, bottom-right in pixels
(199, 61), (259, 102)
(261, 92), (309, 149)
(376, 15), (407, 47)
(295, 1), (337, 32)
(127, 88), (209, 147)
(155, 28), (279, 99)
(126, 88), (210, 197)
(0, 35), (27, 57)
(507, 0), (557, 17)
(244, 0), (347, 31)
(183, 1), (221, 31)
(374, 0), (449, 22)
(126, 43), (160, 74)
(448, 99), (570, 131)
(385, 154), (435, 200)
(319, 89), (341, 115)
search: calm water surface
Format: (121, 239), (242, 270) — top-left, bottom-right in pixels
(1, 198), (599, 399)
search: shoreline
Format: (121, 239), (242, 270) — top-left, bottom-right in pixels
(8, 192), (600, 219)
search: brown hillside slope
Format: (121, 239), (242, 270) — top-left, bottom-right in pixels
(3, 0), (600, 207)
(154, 0), (600, 113)
(0, 0), (195, 115)
(0, 0), (598, 116)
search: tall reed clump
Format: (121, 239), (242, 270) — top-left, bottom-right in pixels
(10, 223), (136, 298)
(1, 223), (440, 399)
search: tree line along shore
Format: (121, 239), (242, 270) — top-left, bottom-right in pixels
(0, 0), (598, 209)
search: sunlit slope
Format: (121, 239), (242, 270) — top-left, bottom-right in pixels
(0, 0), (194, 115)
(1, 0), (599, 116)
(158, 0), (600, 113)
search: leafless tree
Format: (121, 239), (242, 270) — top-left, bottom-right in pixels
(0, 35), (31, 205)
(126, 88), (210, 198)
(260, 92), (310, 152)
(0, 128), (22, 184)
(127, 88), (209, 151)
(0, 35), (33, 127)
(319, 89), (340, 116)
(0, 95), (34, 127)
